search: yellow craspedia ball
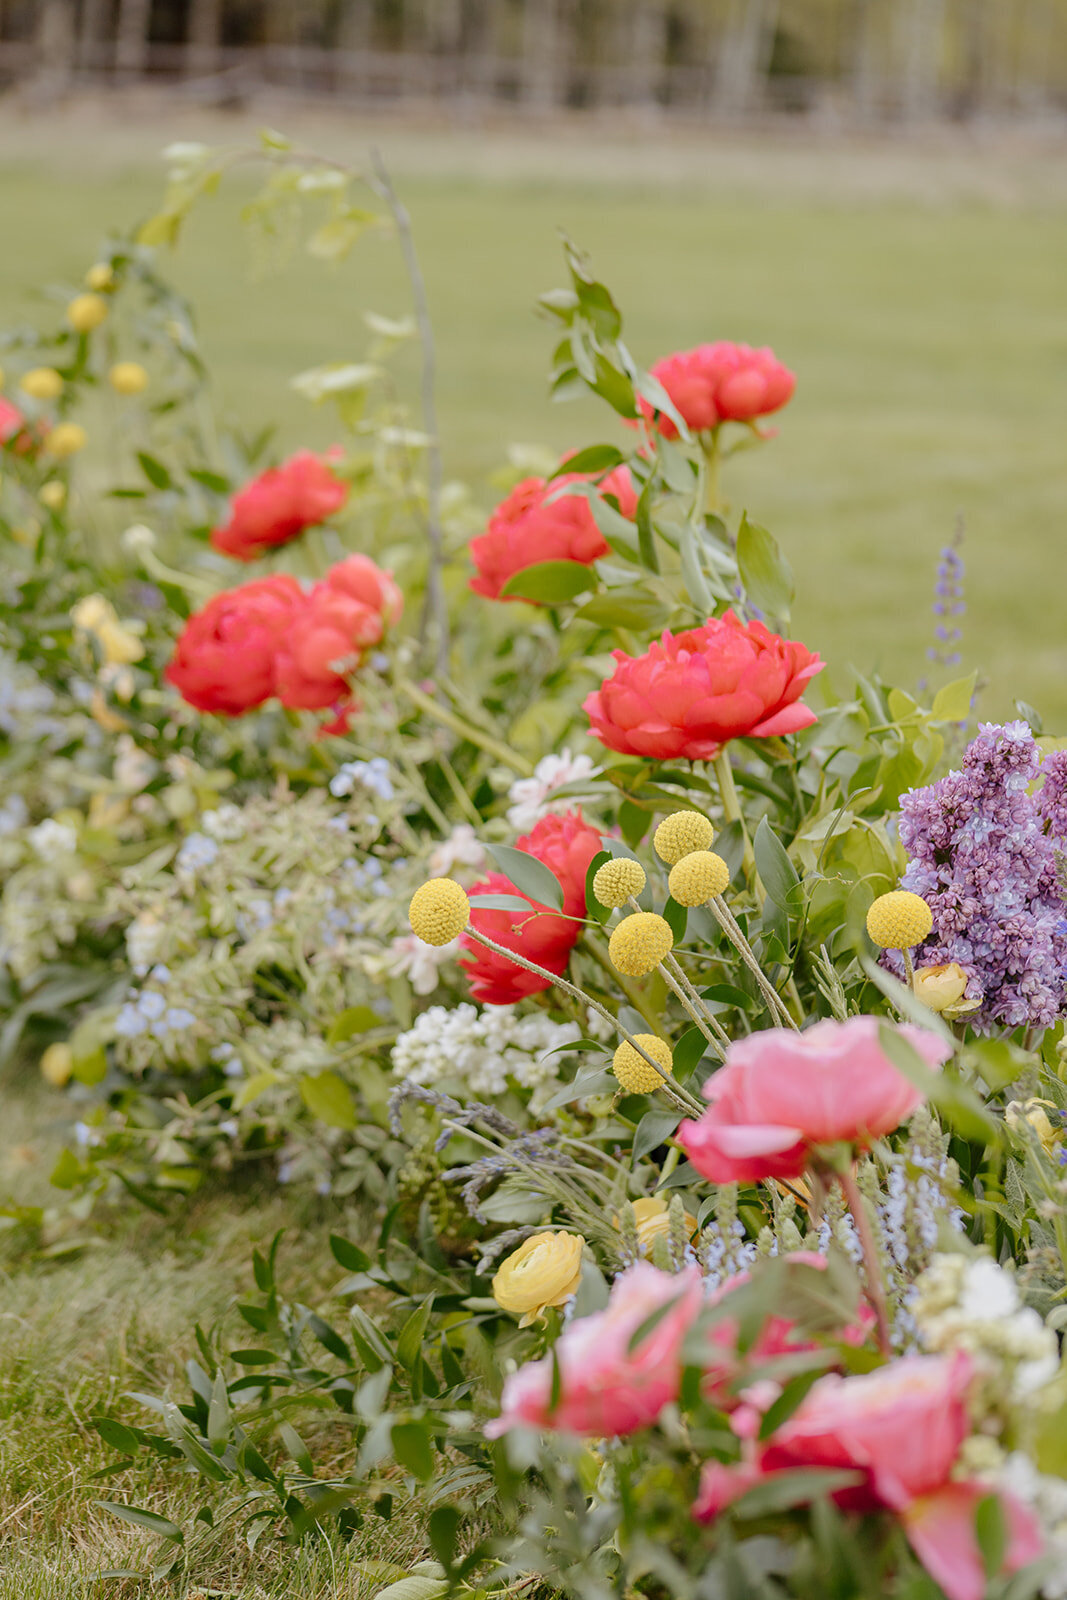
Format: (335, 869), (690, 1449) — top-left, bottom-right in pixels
(45, 422), (87, 459)
(85, 263), (115, 292)
(592, 856), (646, 908)
(654, 810), (714, 865)
(109, 361), (148, 396)
(38, 480), (67, 510)
(67, 293), (109, 333)
(866, 890), (933, 951)
(612, 1034), (673, 1094)
(408, 877), (470, 947)
(668, 850), (730, 907)
(19, 366), (64, 401)
(40, 1042), (73, 1088)
(608, 911), (673, 977)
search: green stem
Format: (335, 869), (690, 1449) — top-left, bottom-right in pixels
(395, 677), (533, 777)
(703, 426), (723, 516)
(467, 928), (704, 1118)
(712, 747), (756, 884)
(711, 895), (798, 1031)
(838, 1163), (892, 1358)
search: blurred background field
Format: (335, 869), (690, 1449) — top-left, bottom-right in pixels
(2, 106), (1065, 722)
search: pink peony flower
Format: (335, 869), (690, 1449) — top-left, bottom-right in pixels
(470, 465), (637, 601)
(164, 573), (306, 717)
(640, 342), (795, 439)
(678, 1016), (949, 1184)
(902, 1480), (1043, 1600)
(210, 450), (349, 560)
(486, 1262), (703, 1438)
(0, 396), (25, 446)
(582, 611), (822, 763)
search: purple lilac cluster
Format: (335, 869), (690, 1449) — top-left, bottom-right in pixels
(894, 721), (1067, 1033)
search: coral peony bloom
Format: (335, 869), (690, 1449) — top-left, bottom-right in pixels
(583, 611), (823, 762)
(486, 1262), (703, 1438)
(273, 554), (403, 711)
(470, 465), (637, 601)
(164, 574), (305, 717)
(640, 342), (796, 439)
(210, 450), (349, 561)
(678, 1016), (949, 1184)
(460, 810), (602, 1006)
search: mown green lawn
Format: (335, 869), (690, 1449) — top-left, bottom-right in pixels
(1, 145), (1065, 723)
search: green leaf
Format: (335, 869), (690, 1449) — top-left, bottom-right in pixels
(49, 1147), (83, 1190)
(753, 816), (800, 911)
(574, 589), (670, 630)
(188, 467), (230, 493)
(327, 1005), (380, 1045)
(662, 896), (688, 943)
(137, 451), (173, 491)
(397, 1297), (435, 1373)
(673, 1027), (709, 1079)
(737, 512), (794, 620)
(299, 1071), (357, 1130)
(634, 474), (659, 573)
(876, 1019), (997, 1145)
(93, 1417), (142, 1455)
(373, 1578), (447, 1600)
(931, 671), (977, 723)
(584, 850), (612, 925)
(548, 444), (625, 477)
(732, 1468), (863, 1518)
(468, 893), (536, 913)
(975, 1493), (1006, 1579)
(278, 1421), (314, 1476)
(499, 560), (594, 605)
(391, 1421), (434, 1480)
(634, 1108), (683, 1161)
(485, 844), (564, 911)
(428, 1505), (462, 1572)
(94, 1502), (184, 1542)
(539, 1069), (617, 1114)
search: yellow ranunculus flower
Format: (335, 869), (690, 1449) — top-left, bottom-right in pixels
(492, 1231), (584, 1327)
(629, 1197), (697, 1253)
(912, 962), (970, 1015)
(1006, 1098), (1061, 1156)
(67, 293), (109, 333)
(20, 366), (64, 401)
(109, 361), (148, 396)
(45, 422), (87, 458)
(40, 1042), (73, 1088)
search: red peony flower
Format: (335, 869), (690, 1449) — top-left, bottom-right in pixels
(164, 574), (305, 716)
(460, 810), (602, 1005)
(640, 342), (795, 439)
(469, 465), (637, 601)
(273, 554), (403, 711)
(210, 450), (349, 561)
(583, 610), (823, 762)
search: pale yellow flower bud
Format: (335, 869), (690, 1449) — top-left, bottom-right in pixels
(866, 890), (933, 950)
(668, 850), (730, 906)
(45, 422), (87, 458)
(109, 362), (149, 396)
(19, 366), (63, 401)
(608, 911), (673, 977)
(40, 1043), (73, 1088)
(408, 878), (470, 946)
(654, 810), (714, 865)
(592, 856), (646, 908)
(66, 293), (109, 333)
(612, 1034), (673, 1094)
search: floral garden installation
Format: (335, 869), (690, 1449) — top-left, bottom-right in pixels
(2, 137), (1067, 1599)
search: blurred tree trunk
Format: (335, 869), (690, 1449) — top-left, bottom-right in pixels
(114, 0), (151, 77)
(715, 0), (780, 116)
(850, 0), (881, 120)
(898, 0), (946, 120)
(187, 0), (222, 73)
(77, 0), (111, 72)
(629, 0), (669, 108)
(32, 0), (76, 95)
(521, 0), (561, 107)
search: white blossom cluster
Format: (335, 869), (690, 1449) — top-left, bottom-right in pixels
(505, 749), (601, 832)
(913, 1252), (1060, 1402)
(391, 1003), (581, 1111)
(996, 1452), (1067, 1599)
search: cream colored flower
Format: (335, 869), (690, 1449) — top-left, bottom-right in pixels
(912, 962), (974, 1018)
(629, 1197), (697, 1253)
(491, 1231), (584, 1326)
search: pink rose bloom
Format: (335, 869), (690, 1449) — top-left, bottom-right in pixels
(678, 1016), (949, 1184)
(703, 1254), (875, 1408)
(693, 1352), (1042, 1600)
(486, 1262), (703, 1439)
(210, 450), (349, 560)
(274, 554), (403, 711)
(640, 342), (795, 439)
(470, 464), (637, 601)
(583, 612), (822, 762)
(0, 396), (25, 446)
